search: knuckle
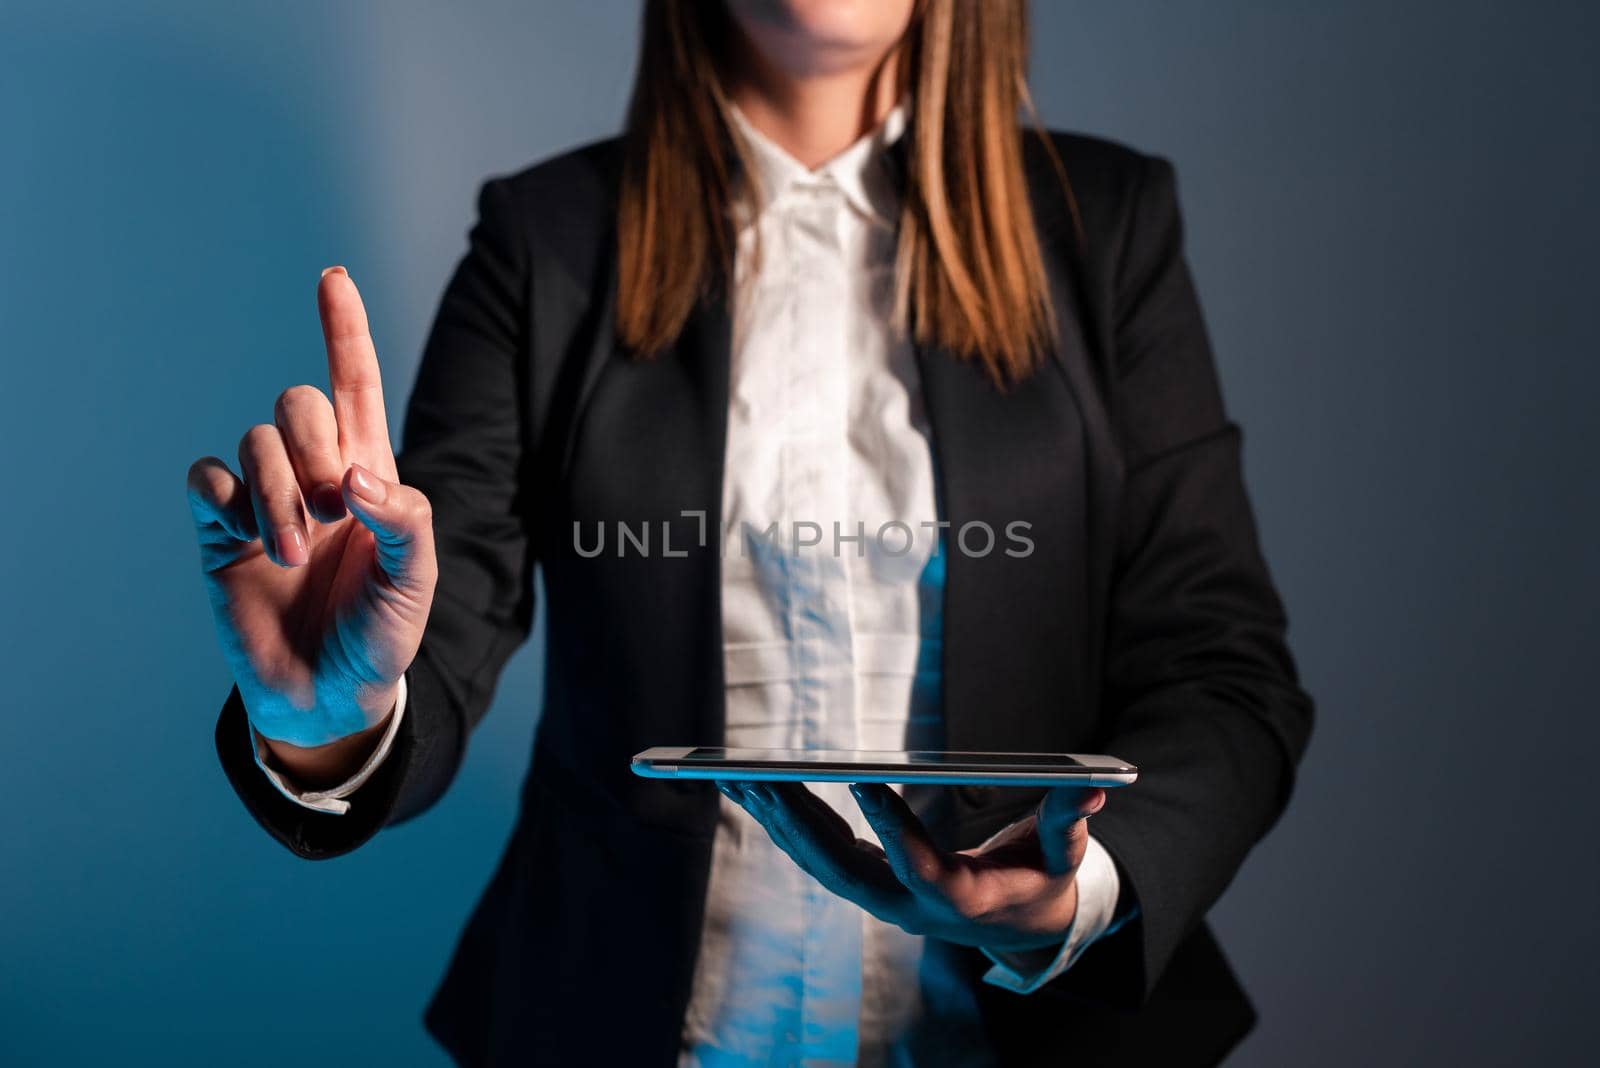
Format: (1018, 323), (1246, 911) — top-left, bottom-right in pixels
(199, 473), (233, 506)
(951, 900), (986, 924)
(238, 423), (278, 460)
(274, 384), (328, 421)
(911, 854), (945, 887)
(952, 887), (1003, 924)
(186, 456), (222, 493)
(268, 484), (304, 510)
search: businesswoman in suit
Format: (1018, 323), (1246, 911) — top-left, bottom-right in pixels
(187, 1), (1311, 1064)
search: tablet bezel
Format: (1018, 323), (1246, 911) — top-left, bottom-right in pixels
(631, 746), (1138, 787)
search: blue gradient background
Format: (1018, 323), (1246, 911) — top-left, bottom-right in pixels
(2, 2), (1595, 1064)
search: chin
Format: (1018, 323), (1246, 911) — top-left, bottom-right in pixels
(728, 0), (916, 64)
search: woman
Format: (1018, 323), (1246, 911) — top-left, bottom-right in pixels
(187, 1), (1312, 1064)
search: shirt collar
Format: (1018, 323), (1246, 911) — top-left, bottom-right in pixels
(728, 101), (908, 227)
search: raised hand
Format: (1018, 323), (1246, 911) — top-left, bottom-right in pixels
(187, 267), (436, 782)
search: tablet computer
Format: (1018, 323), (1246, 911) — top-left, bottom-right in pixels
(630, 746), (1137, 787)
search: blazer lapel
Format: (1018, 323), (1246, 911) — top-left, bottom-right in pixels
(550, 287), (730, 830)
(914, 331), (1093, 755)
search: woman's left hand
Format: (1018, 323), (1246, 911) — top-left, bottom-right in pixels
(719, 780), (1106, 953)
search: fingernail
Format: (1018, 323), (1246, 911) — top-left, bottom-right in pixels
(850, 784), (882, 812)
(716, 782), (738, 801)
(279, 526), (308, 565)
(321, 265), (347, 279)
(348, 465), (386, 505)
(312, 482), (345, 521)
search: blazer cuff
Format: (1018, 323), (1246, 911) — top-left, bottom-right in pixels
(249, 677), (407, 815)
(215, 678), (416, 860)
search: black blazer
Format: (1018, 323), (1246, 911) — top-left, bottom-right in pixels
(217, 127), (1313, 1066)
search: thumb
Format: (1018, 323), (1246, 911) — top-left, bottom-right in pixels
(1037, 786), (1106, 875)
(342, 463), (437, 593)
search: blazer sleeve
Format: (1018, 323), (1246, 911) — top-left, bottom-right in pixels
(1065, 155), (1315, 1001)
(214, 178), (537, 859)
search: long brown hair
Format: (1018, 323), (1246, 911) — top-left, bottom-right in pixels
(617, 0), (1069, 386)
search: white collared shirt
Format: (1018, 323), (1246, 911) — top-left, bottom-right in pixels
(253, 102), (1121, 1066)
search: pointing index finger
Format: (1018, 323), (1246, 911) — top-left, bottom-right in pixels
(318, 266), (396, 478)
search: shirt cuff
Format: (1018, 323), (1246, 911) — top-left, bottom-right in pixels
(980, 832), (1121, 994)
(249, 676), (407, 816)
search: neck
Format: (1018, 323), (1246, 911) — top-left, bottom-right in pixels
(727, 41), (905, 169)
